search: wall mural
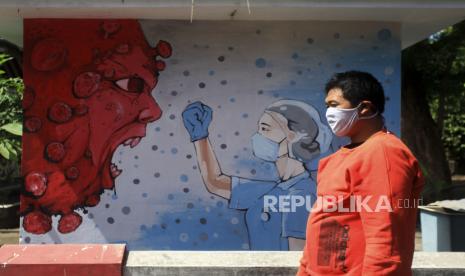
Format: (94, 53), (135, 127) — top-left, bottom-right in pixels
(21, 19), (172, 235)
(21, 19), (400, 250)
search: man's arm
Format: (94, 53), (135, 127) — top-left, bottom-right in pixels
(297, 243), (310, 276)
(354, 143), (418, 275)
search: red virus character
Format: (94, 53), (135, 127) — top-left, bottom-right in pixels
(21, 19), (172, 234)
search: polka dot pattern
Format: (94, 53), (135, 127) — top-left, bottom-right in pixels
(22, 21), (400, 252)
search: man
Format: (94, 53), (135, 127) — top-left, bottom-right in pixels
(298, 71), (424, 275)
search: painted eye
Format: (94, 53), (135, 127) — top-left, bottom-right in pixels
(115, 76), (145, 93)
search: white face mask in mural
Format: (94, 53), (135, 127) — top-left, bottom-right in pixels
(251, 133), (284, 162)
(325, 104), (378, 136)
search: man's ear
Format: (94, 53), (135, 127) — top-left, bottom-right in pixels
(359, 100), (376, 116)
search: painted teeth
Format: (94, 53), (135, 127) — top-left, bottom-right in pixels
(110, 163), (118, 172)
(123, 137), (141, 148)
(111, 170), (122, 178)
(130, 137), (141, 148)
(110, 163), (122, 178)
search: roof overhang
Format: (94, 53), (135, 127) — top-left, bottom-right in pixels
(1, 0), (465, 49)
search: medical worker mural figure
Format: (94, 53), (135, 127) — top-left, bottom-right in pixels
(182, 99), (332, 250)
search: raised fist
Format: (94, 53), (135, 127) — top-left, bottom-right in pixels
(182, 101), (213, 142)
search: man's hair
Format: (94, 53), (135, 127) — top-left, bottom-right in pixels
(325, 71), (385, 114)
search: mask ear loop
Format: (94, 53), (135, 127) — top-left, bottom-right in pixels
(264, 111), (291, 157)
(358, 103), (389, 133)
(265, 110), (309, 162)
(358, 103), (379, 120)
(263, 111), (288, 141)
(359, 111), (379, 120)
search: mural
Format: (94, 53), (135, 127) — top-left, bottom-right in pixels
(21, 19), (401, 250)
(21, 19), (172, 234)
(182, 100), (331, 250)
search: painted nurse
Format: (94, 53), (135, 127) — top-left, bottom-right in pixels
(181, 99), (332, 250)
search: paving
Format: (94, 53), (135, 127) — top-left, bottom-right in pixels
(0, 228), (18, 245)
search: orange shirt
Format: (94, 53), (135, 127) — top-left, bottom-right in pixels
(298, 130), (424, 276)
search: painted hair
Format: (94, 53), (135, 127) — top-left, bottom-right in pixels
(266, 99), (332, 162)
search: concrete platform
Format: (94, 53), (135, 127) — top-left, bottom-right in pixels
(1, 244), (464, 275)
(125, 251), (298, 276)
(413, 252), (465, 276)
(0, 244), (126, 276)
(124, 251), (465, 276)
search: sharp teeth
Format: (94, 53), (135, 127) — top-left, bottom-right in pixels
(123, 138), (133, 146)
(122, 137), (141, 148)
(130, 137), (141, 148)
(110, 163), (121, 178)
(111, 169), (122, 178)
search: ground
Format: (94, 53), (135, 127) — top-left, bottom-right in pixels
(0, 228), (19, 245)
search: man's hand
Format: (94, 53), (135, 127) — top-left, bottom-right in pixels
(182, 101), (213, 142)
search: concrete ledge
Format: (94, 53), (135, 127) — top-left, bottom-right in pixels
(124, 251), (465, 276)
(1, 246), (464, 275)
(0, 244), (126, 276)
(412, 252), (465, 276)
(124, 251), (299, 276)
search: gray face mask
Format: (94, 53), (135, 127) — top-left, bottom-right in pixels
(325, 104), (378, 137)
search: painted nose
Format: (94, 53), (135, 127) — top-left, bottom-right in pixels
(138, 99), (162, 123)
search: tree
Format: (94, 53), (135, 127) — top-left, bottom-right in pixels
(402, 20), (465, 202)
(0, 53), (23, 188)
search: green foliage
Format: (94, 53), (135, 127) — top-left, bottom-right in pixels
(430, 88), (465, 165)
(418, 162), (451, 202)
(410, 21), (465, 167)
(0, 54), (23, 181)
(442, 91), (465, 161)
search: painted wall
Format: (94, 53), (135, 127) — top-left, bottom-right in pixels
(20, 19), (400, 250)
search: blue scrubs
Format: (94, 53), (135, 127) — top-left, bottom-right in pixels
(229, 171), (316, 250)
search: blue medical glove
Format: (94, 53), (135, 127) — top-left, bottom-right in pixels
(182, 101), (213, 142)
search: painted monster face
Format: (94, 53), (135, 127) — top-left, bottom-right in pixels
(86, 45), (163, 189)
(20, 19), (172, 235)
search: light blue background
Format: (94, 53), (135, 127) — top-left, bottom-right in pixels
(21, 20), (401, 250)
